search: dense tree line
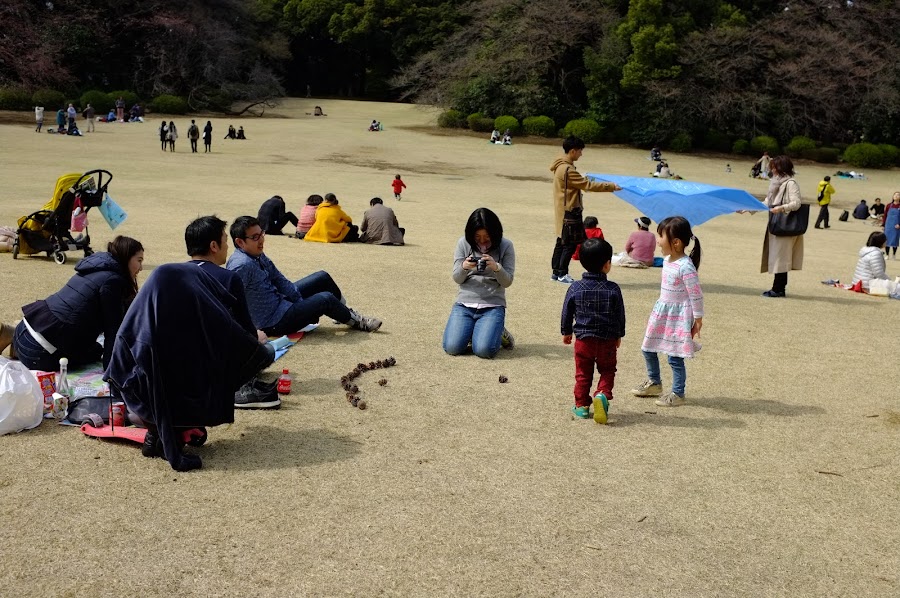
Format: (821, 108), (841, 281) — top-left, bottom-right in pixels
(1, 0), (898, 147)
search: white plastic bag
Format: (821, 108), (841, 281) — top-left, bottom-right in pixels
(0, 357), (44, 436)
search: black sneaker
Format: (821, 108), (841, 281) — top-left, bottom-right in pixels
(251, 377), (277, 393)
(235, 383), (281, 409)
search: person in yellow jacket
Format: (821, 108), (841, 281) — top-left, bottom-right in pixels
(814, 175), (835, 229)
(550, 136), (621, 283)
(304, 193), (359, 242)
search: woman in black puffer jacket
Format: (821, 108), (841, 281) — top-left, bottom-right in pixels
(1, 236), (144, 371)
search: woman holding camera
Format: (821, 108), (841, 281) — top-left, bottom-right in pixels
(442, 208), (516, 358)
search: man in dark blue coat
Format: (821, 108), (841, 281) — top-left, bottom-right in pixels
(257, 195), (298, 236)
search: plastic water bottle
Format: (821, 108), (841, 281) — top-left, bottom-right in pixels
(53, 358), (71, 420)
(277, 369), (291, 395)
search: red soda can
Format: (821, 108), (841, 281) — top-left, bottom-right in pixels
(109, 402), (126, 427)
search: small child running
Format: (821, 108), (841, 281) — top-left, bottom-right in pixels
(632, 216), (703, 407)
(392, 174), (406, 200)
(561, 238), (625, 424)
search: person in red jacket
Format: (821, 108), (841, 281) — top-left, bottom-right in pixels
(392, 174), (407, 200)
(573, 216), (604, 261)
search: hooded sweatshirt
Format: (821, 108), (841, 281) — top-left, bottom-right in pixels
(550, 156), (617, 237)
(852, 246), (888, 289)
(21, 252), (131, 368)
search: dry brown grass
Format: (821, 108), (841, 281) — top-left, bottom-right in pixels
(0, 99), (898, 597)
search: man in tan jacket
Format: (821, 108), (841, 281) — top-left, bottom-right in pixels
(551, 136), (620, 283)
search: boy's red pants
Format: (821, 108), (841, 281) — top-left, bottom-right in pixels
(573, 337), (618, 407)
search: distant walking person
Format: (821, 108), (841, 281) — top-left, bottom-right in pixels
(203, 121), (213, 153)
(392, 174), (406, 200)
(167, 121), (178, 152)
(158, 120), (168, 151)
(34, 105), (44, 132)
(814, 175), (835, 229)
(83, 103), (95, 133)
(188, 119), (200, 153)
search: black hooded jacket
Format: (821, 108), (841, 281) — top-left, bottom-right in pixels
(21, 252), (131, 369)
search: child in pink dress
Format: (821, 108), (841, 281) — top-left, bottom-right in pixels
(632, 216), (703, 407)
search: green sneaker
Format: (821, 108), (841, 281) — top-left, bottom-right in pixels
(571, 406), (591, 419)
(593, 392), (609, 424)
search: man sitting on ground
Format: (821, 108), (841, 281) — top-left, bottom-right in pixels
(226, 216), (382, 336)
(186, 215), (280, 410)
(360, 197), (405, 245)
(853, 199), (869, 220)
(257, 195), (299, 236)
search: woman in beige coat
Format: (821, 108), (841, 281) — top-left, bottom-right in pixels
(760, 155), (804, 297)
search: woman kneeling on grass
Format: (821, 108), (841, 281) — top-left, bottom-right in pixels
(442, 208), (516, 358)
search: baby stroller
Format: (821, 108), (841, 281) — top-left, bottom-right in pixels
(12, 169), (111, 265)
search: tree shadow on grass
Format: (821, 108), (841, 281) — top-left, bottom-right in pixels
(694, 396), (826, 417)
(610, 410), (745, 429)
(203, 426), (361, 471)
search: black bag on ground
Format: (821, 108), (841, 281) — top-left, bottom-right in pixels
(839, 210), (849, 222)
(561, 209), (586, 245)
(768, 204), (810, 236)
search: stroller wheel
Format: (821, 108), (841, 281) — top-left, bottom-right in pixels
(53, 251), (67, 265)
(11, 242), (18, 259)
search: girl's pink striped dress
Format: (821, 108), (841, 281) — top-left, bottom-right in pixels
(641, 255), (704, 358)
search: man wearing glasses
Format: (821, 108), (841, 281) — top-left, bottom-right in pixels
(226, 216), (382, 337)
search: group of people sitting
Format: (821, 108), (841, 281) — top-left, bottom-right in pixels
(257, 194), (405, 245)
(490, 129), (512, 145)
(652, 160), (677, 179)
(0, 216), (384, 471)
(852, 197), (886, 220)
(368, 120), (383, 132)
(224, 125), (247, 140)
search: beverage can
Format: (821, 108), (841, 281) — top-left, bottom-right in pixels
(50, 392), (68, 421)
(109, 402), (126, 427)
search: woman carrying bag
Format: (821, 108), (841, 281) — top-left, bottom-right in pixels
(760, 155), (807, 298)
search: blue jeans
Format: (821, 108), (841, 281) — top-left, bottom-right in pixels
(442, 304), (505, 359)
(642, 350), (686, 396)
(265, 271), (352, 336)
(13, 320), (101, 371)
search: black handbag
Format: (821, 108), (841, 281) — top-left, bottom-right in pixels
(768, 180), (810, 236)
(560, 168), (586, 245)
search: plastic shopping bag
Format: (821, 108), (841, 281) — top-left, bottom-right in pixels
(71, 197), (87, 233)
(97, 192), (127, 230)
(0, 357), (43, 436)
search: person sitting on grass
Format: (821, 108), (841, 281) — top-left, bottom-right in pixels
(619, 216), (657, 267)
(360, 197), (405, 245)
(853, 199), (869, 219)
(851, 231), (889, 291)
(295, 194), (323, 239)
(226, 216), (382, 336)
(561, 238), (625, 424)
(237, 126), (247, 140)
(257, 195), (299, 236)
(304, 193), (359, 243)
(871, 197), (885, 218)
(224, 125), (237, 140)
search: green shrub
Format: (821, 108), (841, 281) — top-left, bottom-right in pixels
(79, 90), (112, 114)
(150, 94), (189, 115)
(563, 118), (602, 143)
(703, 129), (731, 153)
(0, 86), (32, 110)
(843, 143), (888, 168)
(494, 115), (520, 135)
(750, 135), (779, 155)
(437, 109), (465, 128)
(804, 147), (841, 164)
(522, 116), (556, 137)
(877, 143), (900, 166)
(784, 136), (816, 157)
(32, 89), (66, 110)
(669, 132), (693, 153)
(732, 139), (751, 155)
(107, 90), (139, 108)
(467, 112), (495, 132)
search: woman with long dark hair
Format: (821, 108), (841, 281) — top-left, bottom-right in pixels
(760, 155), (805, 297)
(442, 208), (516, 358)
(0, 236), (145, 370)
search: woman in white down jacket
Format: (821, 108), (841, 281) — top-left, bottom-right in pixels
(852, 232), (888, 290)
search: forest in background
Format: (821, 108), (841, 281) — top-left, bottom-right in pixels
(2, 0), (900, 161)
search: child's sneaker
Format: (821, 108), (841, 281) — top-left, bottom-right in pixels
(655, 392), (686, 407)
(632, 380), (662, 397)
(571, 406), (591, 419)
(592, 392), (609, 425)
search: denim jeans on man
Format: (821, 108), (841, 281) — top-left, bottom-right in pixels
(442, 304), (505, 359)
(266, 271), (352, 337)
(642, 350), (686, 396)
